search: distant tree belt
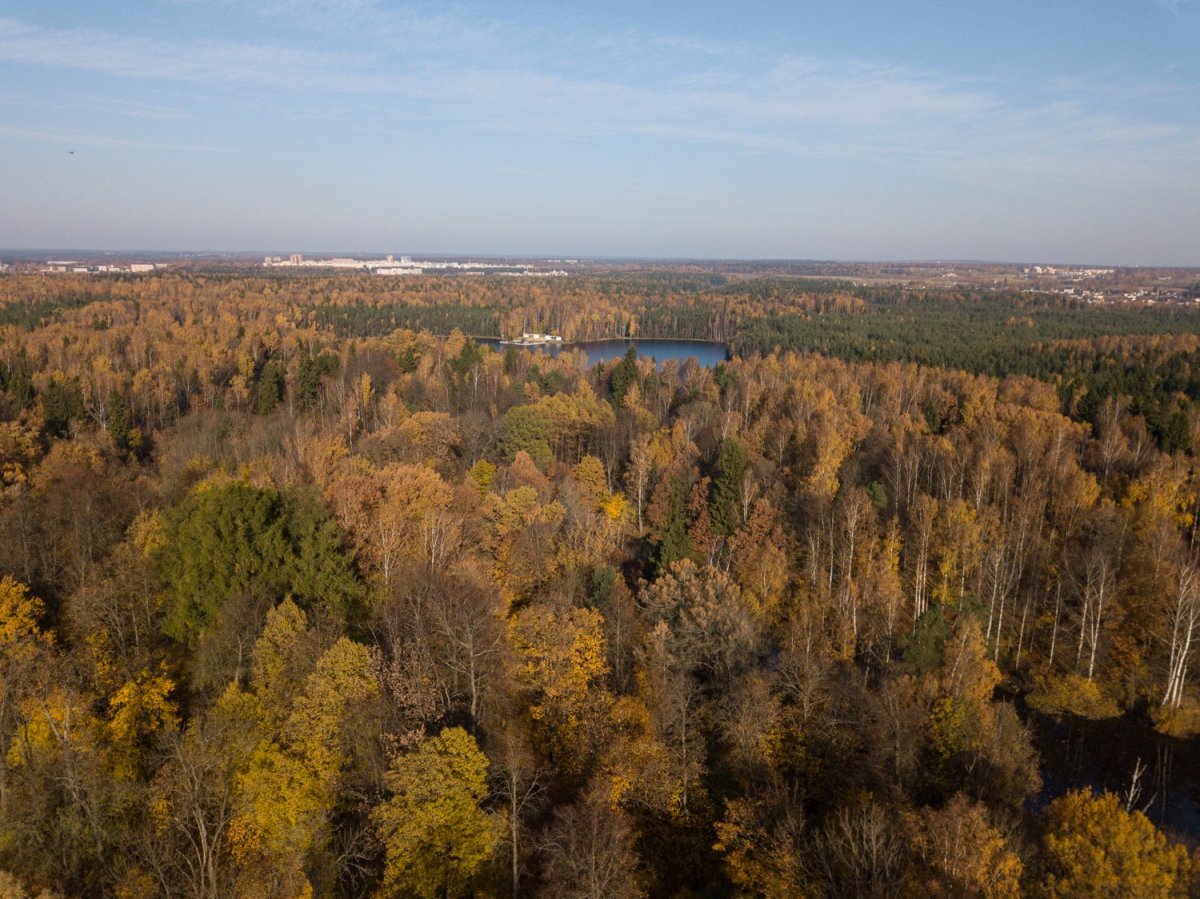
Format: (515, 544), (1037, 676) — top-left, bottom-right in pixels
(311, 303), (504, 338)
(730, 295), (1200, 369)
(305, 300), (728, 341)
(0, 291), (105, 329)
(731, 297), (1200, 449)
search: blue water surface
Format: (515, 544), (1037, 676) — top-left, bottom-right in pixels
(478, 338), (728, 368)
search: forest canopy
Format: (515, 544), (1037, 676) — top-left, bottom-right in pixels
(1, 270), (1199, 896)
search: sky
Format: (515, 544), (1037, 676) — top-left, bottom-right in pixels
(1, 1), (1197, 264)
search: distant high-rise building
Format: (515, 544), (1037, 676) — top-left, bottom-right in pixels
(290, 253), (303, 264)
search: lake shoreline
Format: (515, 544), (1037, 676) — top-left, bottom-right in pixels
(475, 336), (730, 367)
(468, 335), (727, 346)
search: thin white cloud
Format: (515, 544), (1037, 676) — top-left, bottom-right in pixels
(169, 0), (502, 50)
(0, 123), (231, 153)
(0, 11), (1195, 170)
(0, 18), (357, 89)
(0, 16), (1001, 142)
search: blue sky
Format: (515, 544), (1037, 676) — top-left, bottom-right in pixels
(1, 1), (1197, 263)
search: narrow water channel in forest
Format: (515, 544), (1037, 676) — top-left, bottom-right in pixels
(1028, 710), (1200, 841)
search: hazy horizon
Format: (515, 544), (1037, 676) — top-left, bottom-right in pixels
(4, 1), (1198, 265)
(6, 247), (1188, 269)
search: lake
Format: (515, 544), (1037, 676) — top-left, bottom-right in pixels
(478, 338), (728, 368)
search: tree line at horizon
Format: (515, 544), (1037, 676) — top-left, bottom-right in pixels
(0, 273), (1199, 896)
(10, 271), (1200, 447)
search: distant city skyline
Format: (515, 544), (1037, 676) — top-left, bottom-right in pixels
(2, 1), (1198, 265)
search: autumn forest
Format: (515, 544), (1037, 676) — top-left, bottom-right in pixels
(3, 269), (1200, 897)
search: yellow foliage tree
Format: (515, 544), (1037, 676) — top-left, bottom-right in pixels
(372, 727), (500, 899)
(713, 797), (807, 899)
(233, 638), (379, 889)
(107, 666), (179, 781)
(1041, 789), (1193, 898)
(509, 603), (611, 768)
